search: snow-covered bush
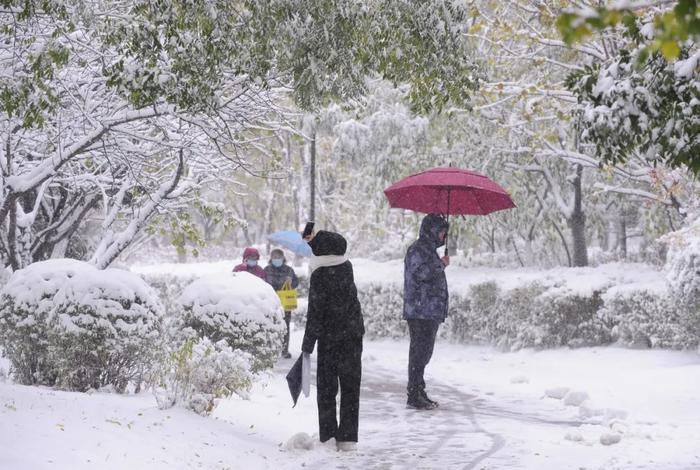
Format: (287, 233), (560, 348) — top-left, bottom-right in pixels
(0, 259), (86, 385)
(0, 260), (163, 391)
(49, 267), (163, 392)
(443, 294), (472, 342)
(154, 337), (253, 415)
(492, 283), (548, 350)
(455, 281), (500, 343)
(356, 283), (406, 339)
(600, 286), (697, 349)
(176, 272), (285, 372)
(533, 288), (610, 348)
(349, 260), (699, 350)
(664, 219), (700, 340)
(140, 271), (197, 317)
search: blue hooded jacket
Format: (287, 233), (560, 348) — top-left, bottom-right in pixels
(403, 214), (449, 322)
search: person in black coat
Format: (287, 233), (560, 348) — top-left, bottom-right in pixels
(403, 214), (450, 410)
(265, 249), (299, 359)
(302, 230), (364, 451)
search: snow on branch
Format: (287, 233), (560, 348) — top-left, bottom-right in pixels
(593, 182), (674, 206)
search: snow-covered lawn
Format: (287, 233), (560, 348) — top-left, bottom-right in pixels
(130, 259), (667, 295)
(2, 330), (699, 470)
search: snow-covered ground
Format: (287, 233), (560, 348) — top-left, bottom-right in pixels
(130, 258), (666, 295)
(2, 329), (699, 470)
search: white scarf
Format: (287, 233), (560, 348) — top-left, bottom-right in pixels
(309, 255), (348, 275)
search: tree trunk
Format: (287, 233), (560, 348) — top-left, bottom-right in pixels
(7, 194), (19, 270)
(550, 217), (572, 267)
(618, 213), (627, 259)
(309, 130), (316, 221)
(568, 164), (588, 267)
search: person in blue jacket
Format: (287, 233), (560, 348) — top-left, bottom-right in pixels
(403, 213), (450, 410)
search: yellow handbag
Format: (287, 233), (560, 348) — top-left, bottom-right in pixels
(277, 280), (298, 311)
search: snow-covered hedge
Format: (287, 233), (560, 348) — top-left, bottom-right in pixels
(50, 268), (163, 392)
(533, 288), (610, 348)
(355, 280), (610, 349)
(600, 286), (695, 349)
(664, 219), (700, 341)
(356, 283), (407, 339)
(0, 260), (163, 391)
(136, 262), (309, 318)
(351, 261), (697, 350)
(141, 271), (197, 317)
(154, 337), (253, 416)
(0, 259), (84, 385)
(175, 272), (285, 372)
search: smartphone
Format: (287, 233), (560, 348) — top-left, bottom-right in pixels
(302, 221), (315, 238)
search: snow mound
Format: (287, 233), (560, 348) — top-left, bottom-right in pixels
(563, 390), (589, 406)
(545, 387), (570, 399)
(579, 404), (604, 420)
(53, 266), (162, 336)
(564, 432), (584, 442)
(600, 432), (622, 446)
(1, 259), (88, 315)
(179, 272), (282, 325)
(284, 432), (316, 450)
(510, 375), (529, 384)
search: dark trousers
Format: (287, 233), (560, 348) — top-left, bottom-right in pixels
(283, 311), (291, 353)
(316, 339), (362, 443)
(407, 319), (440, 399)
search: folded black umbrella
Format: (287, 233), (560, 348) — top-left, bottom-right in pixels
(286, 354), (304, 407)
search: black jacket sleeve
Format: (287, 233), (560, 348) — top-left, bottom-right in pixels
(302, 275), (324, 354)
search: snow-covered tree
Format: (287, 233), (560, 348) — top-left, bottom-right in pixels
(454, 0), (695, 265)
(566, 13), (699, 175)
(1, 0), (481, 270)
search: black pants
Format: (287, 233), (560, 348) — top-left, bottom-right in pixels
(407, 319), (440, 399)
(283, 311), (291, 353)
(316, 339), (362, 443)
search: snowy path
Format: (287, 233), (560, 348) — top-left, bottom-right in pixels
(274, 337), (700, 470)
(292, 363), (507, 470)
(2, 336), (700, 469)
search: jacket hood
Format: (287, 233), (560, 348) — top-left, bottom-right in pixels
(419, 214), (449, 248)
(269, 248), (286, 264)
(309, 230), (347, 256)
(242, 247), (260, 260)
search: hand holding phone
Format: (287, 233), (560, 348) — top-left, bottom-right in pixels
(302, 221), (315, 240)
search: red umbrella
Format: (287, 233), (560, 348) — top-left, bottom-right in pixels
(384, 167), (516, 254)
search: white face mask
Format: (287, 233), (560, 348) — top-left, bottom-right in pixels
(246, 259), (258, 268)
(272, 258), (284, 267)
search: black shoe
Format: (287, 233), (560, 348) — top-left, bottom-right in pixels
(421, 391), (439, 408)
(406, 395), (438, 410)
(282, 351), (292, 359)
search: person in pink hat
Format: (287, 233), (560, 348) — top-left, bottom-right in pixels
(233, 247), (267, 280)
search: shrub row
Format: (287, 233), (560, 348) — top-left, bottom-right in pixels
(0, 262), (285, 414)
(0, 260), (161, 392)
(353, 280), (698, 351)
